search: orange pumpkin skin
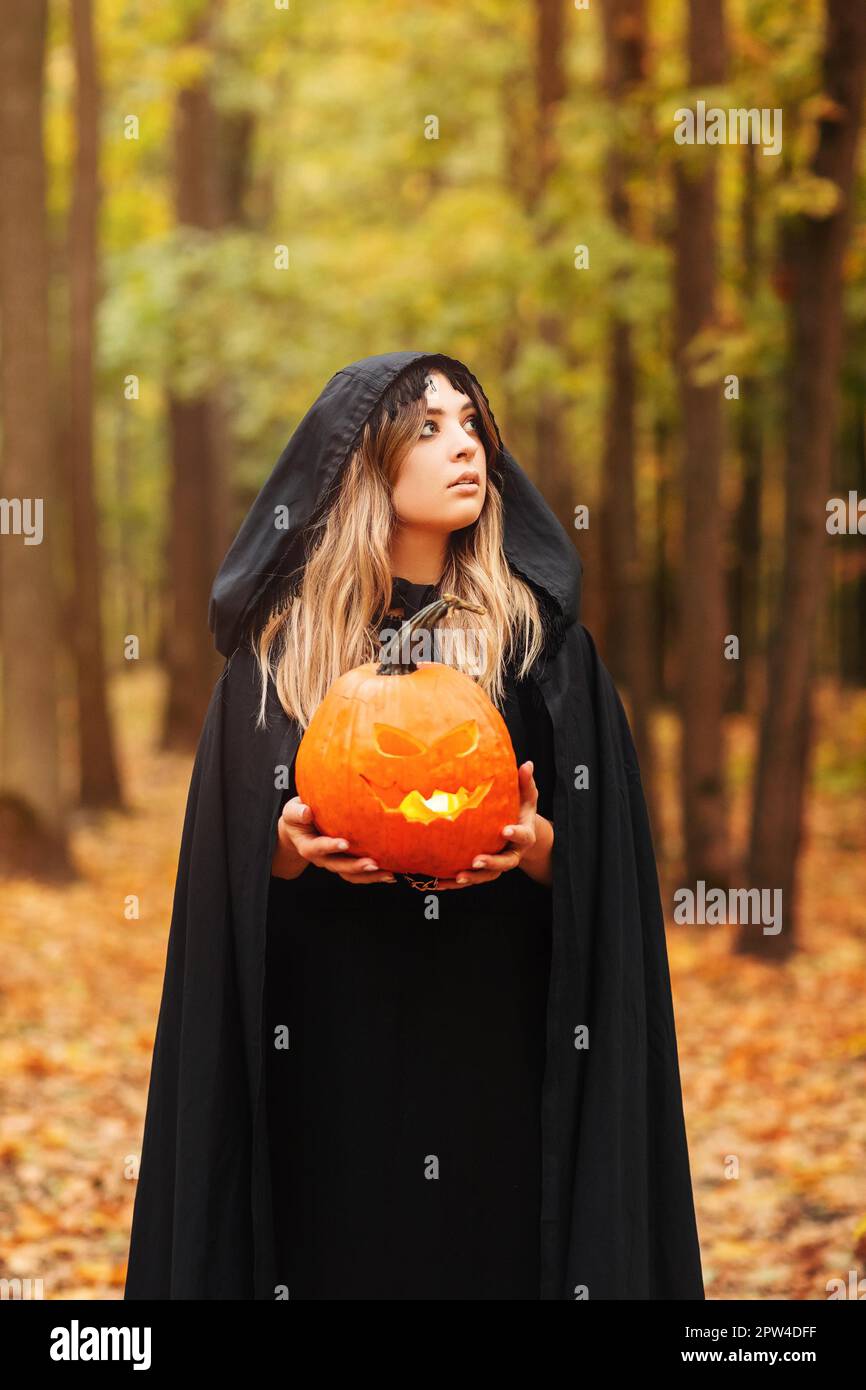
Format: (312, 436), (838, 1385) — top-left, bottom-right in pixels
(294, 660), (520, 877)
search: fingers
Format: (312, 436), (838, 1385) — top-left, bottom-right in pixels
(280, 801), (393, 878)
(442, 790), (540, 882)
(315, 848), (393, 878)
(470, 849), (522, 875)
(439, 778), (543, 886)
(339, 869), (397, 884)
(438, 868), (504, 889)
(478, 799), (537, 872)
(281, 799), (351, 859)
(278, 798), (320, 851)
(497, 823), (534, 849)
(281, 796), (313, 826)
(285, 824), (354, 863)
(312, 847), (397, 882)
(517, 760), (539, 811)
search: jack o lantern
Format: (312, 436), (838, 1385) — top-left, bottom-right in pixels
(294, 593), (520, 877)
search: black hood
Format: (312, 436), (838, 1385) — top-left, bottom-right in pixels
(208, 349), (582, 659)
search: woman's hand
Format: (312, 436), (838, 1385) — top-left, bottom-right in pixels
(271, 796), (397, 884)
(435, 760), (554, 890)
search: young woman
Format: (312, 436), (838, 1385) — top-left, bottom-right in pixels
(125, 350), (704, 1301)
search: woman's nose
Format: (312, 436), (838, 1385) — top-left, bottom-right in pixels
(449, 424), (478, 457)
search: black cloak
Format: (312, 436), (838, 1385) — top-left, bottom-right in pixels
(124, 349), (704, 1300)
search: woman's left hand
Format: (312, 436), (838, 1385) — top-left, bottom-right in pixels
(435, 760), (548, 890)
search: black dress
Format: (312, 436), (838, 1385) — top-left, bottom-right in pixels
(264, 577), (555, 1299)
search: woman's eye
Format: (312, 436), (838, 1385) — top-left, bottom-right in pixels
(419, 413), (479, 438)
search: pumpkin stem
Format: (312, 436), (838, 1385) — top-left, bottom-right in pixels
(377, 591), (485, 675)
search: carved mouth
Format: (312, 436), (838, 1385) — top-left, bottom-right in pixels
(359, 775), (494, 825)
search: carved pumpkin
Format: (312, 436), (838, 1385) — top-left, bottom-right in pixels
(294, 593), (520, 877)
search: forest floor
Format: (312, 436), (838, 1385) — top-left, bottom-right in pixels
(1, 666), (864, 1300)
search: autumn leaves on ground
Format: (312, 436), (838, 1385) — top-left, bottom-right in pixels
(0, 665), (863, 1301)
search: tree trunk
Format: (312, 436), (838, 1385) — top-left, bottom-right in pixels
(161, 32), (230, 751)
(652, 415), (674, 704)
(599, 0), (656, 826)
(0, 0), (72, 875)
(68, 0), (122, 807)
(673, 0), (729, 888)
(856, 398), (866, 685)
(499, 64), (534, 466)
(729, 142), (763, 714)
(530, 0), (575, 541)
(745, 0), (866, 954)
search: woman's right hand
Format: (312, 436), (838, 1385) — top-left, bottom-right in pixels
(271, 796), (397, 884)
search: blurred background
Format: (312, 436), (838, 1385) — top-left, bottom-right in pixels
(1, 0), (865, 1299)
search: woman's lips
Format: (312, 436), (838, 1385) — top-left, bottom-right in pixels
(448, 481), (479, 492)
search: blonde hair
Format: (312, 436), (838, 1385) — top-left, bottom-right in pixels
(254, 361), (546, 730)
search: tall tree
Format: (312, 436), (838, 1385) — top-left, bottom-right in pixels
(530, 0), (573, 539)
(499, 50), (534, 465)
(599, 0), (656, 819)
(161, 12), (230, 750)
(0, 0), (70, 874)
(652, 414), (675, 704)
(68, 0), (122, 806)
(833, 391), (866, 686)
(673, 0), (729, 887)
(744, 0), (866, 954)
(729, 142), (763, 714)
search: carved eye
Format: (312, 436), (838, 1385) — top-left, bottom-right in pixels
(431, 720), (479, 759)
(373, 723), (428, 756)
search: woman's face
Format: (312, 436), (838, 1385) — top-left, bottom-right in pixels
(390, 369), (487, 533)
